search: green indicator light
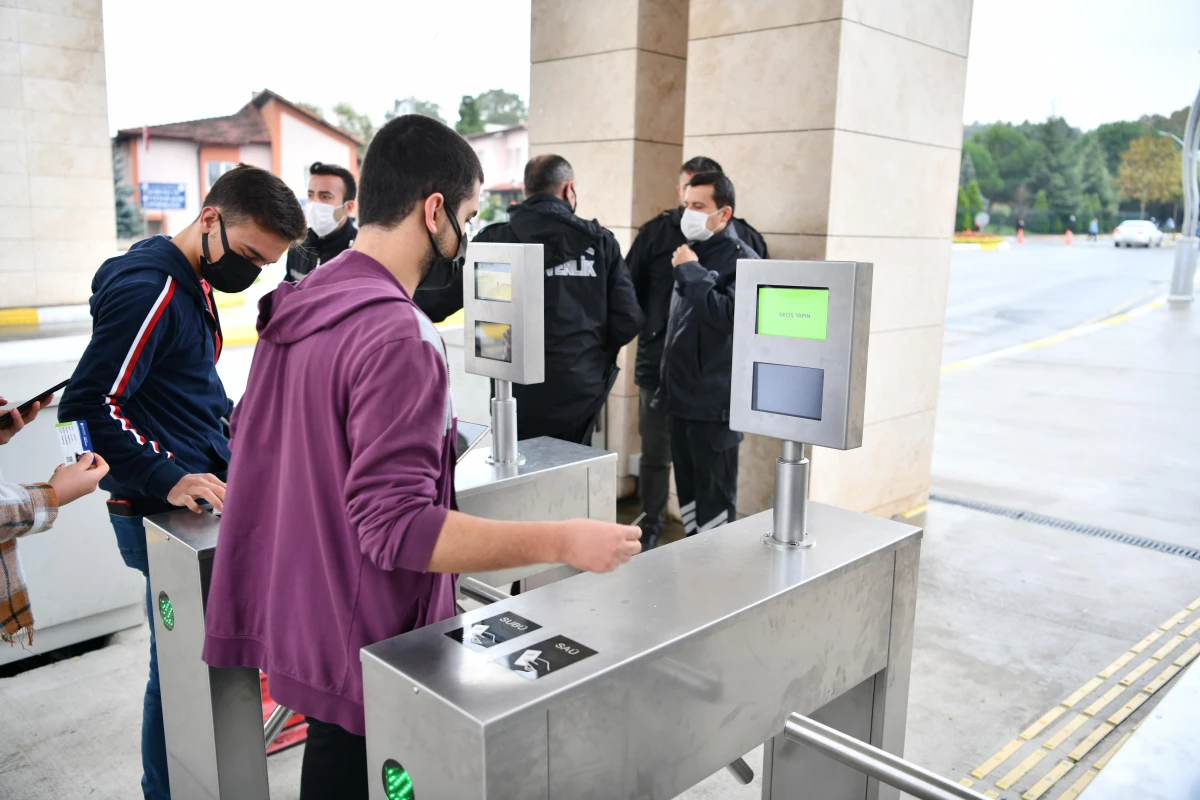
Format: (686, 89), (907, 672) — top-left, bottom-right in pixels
(382, 759), (414, 800)
(158, 591), (174, 631)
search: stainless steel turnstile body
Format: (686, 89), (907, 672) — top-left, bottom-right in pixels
(146, 510), (268, 800)
(362, 503), (921, 800)
(148, 436), (616, 800)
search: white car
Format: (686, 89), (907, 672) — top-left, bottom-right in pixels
(1113, 220), (1164, 247)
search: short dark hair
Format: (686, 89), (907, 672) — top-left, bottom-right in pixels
(203, 164), (306, 242)
(686, 171), (736, 212)
(524, 154), (574, 195)
(358, 115), (484, 229)
(681, 156), (723, 175)
(309, 161), (357, 202)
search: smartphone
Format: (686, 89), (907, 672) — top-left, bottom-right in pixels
(0, 379), (70, 430)
(456, 421), (490, 464)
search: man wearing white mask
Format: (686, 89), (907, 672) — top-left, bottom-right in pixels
(654, 171), (758, 541)
(286, 161), (358, 282)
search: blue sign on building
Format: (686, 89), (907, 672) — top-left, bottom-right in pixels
(139, 182), (187, 210)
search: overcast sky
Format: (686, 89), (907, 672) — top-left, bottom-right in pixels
(102, 0), (1197, 137)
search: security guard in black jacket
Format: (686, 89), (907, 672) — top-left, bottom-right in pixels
(628, 157), (766, 549)
(655, 171), (758, 544)
(415, 154), (643, 444)
(285, 161), (358, 282)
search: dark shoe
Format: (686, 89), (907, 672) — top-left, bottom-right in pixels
(639, 530), (660, 552)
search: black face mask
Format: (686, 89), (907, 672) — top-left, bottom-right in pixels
(201, 215), (261, 294)
(419, 208), (467, 291)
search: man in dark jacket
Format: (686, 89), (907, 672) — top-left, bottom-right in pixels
(286, 161), (358, 282)
(416, 154), (643, 444)
(59, 165), (305, 800)
(655, 171), (758, 545)
(628, 157), (766, 549)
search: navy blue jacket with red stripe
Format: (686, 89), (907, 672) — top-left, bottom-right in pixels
(59, 235), (232, 506)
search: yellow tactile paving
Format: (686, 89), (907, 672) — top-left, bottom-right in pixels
(970, 739), (1024, 779)
(1056, 769), (1097, 799)
(1082, 685), (1124, 717)
(1159, 609), (1189, 630)
(984, 791), (1000, 799)
(1019, 706), (1066, 740)
(1144, 663), (1182, 694)
(1042, 713), (1088, 750)
(1181, 618), (1200, 638)
(1106, 692), (1148, 726)
(1174, 642), (1200, 667)
(1151, 634), (1187, 662)
(1068, 723), (1113, 762)
(1119, 658), (1158, 687)
(1129, 629), (1164, 653)
(1061, 677), (1103, 708)
(1092, 732), (1132, 770)
(1188, 596), (1200, 612)
(995, 749), (1047, 791)
(1021, 758), (1073, 800)
(1097, 651), (1135, 679)
(959, 778), (975, 787)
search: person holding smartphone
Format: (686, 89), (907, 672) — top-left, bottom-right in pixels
(1, 394), (109, 644)
(58, 165), (306, 800)
(202, 116), (641, 800)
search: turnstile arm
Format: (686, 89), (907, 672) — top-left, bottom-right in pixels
(458, 576), (511, 606)
(264, 703), (291, 749)
(784, 713), (986, 800)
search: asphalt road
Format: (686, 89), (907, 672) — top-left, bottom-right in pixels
(942, 240), (1179, 363)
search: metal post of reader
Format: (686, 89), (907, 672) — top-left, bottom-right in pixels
(769, 440), (812, 548)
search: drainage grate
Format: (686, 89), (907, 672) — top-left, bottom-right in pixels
(929, 494), (1200, 562)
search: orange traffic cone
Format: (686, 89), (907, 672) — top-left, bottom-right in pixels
(1017, 227), (1024, 244)
(1064, 229), (1073, 245)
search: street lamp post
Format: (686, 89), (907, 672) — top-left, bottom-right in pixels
(1168, 84), (1200, 306)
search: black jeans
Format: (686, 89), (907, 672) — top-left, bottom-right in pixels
(300, 717), (368, 800)
(637, 387), (672, 539)
(669, 416), (740, 535)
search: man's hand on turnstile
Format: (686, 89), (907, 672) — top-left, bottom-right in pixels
(557, 520), (642, 573)
(168, 473), (227, 513)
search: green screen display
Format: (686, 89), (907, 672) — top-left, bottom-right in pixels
(756, 287), (829, 340)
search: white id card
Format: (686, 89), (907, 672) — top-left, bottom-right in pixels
(55, 420), (92, 464)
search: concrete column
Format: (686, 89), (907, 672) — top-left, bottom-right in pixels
(528, 0), (689, 495)
(0, 0), (116, 309)
(684, 1), (973, 518)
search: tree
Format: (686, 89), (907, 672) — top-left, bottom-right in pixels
(1116, 135), (1180, 217)
(979, 123), (1043, 203)
(385, 97), (445, 124)
(474, 89), (526, 126)
(1078, 138), (1116, 222)
(1139, 105), (1190, 140)
(1092, 121), (1147, 176)
(112, 151), (142, 239)
(959, 152), (977, 187)
(955, 186), (971, 232)
(965, 180), (985, 230)
(332, 102), (375, 157)
(297, 101), (324, 118)
(962, 140), (1001, 198)
(456, 95), (483, 135)
(1030, 117), (1083, 218)
(1031, 189), (1050, 233)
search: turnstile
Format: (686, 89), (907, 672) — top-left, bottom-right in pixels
(147, 436), (616, 800)
(361, 503), (922, 800)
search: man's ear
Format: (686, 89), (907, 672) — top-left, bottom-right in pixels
(424, 193), (444, 234)
(344, 199), (357, 216)
(198, 206), (219, 233)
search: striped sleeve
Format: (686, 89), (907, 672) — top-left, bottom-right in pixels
(58, 274), (189, 500)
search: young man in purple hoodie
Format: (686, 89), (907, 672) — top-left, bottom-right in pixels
(202, 115), (642, 799)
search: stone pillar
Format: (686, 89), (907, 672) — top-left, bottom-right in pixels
(528, 0), (689, 495)
(0, 0), (117, 309)
(683, 1), (972, 518)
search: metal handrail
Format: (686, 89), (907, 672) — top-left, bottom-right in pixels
(784, 712), (987, 800)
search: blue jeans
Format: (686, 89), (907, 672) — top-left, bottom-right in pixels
(111, 513), (171, 800)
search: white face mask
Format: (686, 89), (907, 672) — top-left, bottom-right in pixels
(680, 207), (721, 242)
(306, 201), (344, 238)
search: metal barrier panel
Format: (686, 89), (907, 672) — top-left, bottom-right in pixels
(361, 503), (921, 800)
(145, 511), (269, 800)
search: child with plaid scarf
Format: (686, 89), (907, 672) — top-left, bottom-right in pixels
(1, 394), (109, 645)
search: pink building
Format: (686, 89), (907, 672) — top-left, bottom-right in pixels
(466, 123), (528, 208)
(113, 90), (362, 237)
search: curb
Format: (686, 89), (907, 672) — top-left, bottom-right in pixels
(952, 241), (1011, 252)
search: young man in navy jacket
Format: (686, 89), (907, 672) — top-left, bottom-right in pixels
(59, 165), (305, 799)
